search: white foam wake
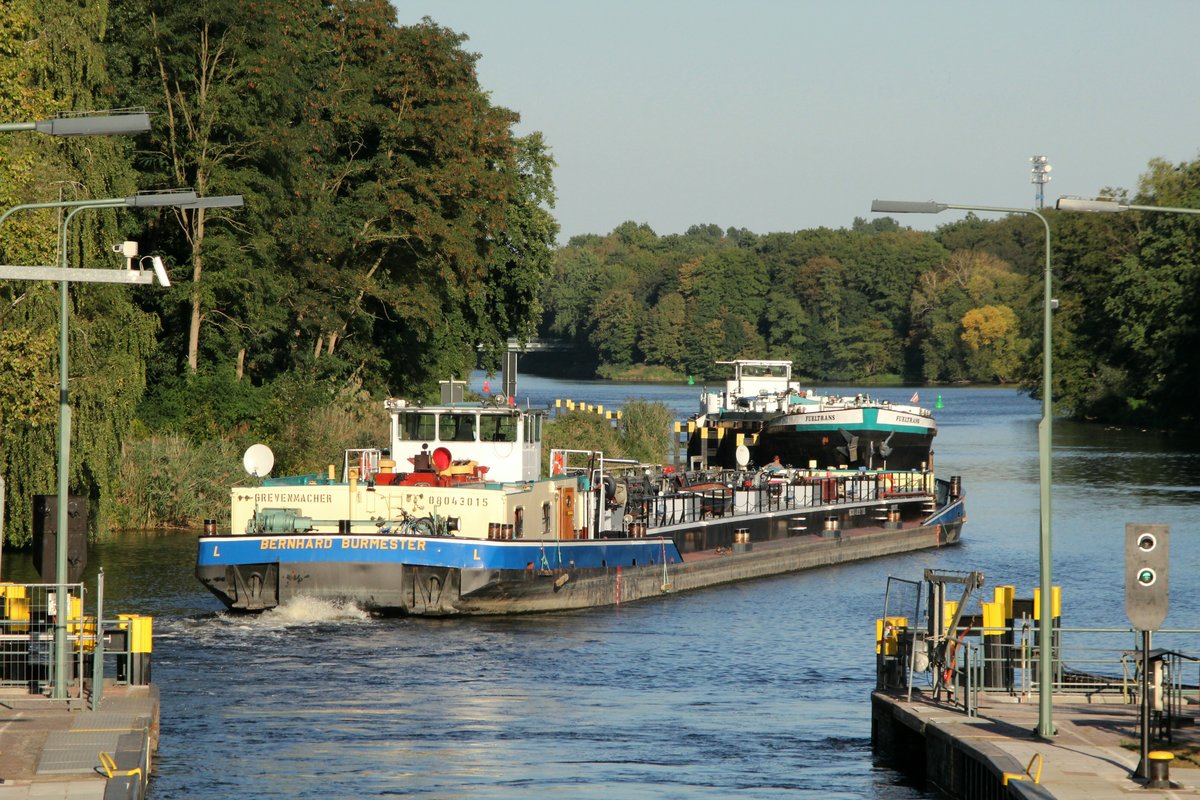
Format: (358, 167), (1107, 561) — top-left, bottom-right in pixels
(260, 595), (371, 625)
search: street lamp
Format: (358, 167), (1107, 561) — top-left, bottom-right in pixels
(0, 110), (150, 137)
(870, 199), (1057, 738)
(0, 189), (204, 699)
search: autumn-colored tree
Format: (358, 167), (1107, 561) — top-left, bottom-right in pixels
(961, 304), (1024, 382)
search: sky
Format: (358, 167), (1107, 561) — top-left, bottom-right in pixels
(393, 1), (1200, 241)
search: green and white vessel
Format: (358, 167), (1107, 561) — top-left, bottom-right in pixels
(687, 360), (937, 471)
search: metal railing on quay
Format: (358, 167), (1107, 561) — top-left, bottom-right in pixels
(0, 572), (152, 709)
(882, 624), (1200, 731)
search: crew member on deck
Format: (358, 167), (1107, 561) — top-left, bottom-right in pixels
(766, 455), (784, 471)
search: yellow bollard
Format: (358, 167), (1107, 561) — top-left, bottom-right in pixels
(1032, 586), (1061, 621)
(117, 614), (153, 685)
(994, 585), (1014, 619)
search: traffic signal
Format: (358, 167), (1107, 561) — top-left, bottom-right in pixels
(1125, 523), (1169, 631)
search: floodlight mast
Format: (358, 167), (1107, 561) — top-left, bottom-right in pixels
(1031, 156), (1052, 209)
(38, 189), (201, 701)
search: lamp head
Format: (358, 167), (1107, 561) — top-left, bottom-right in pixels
(870, 200), (948, 214)
(34, 111), (151, 137)
(150, 256), (170, 287)
(1055, 197), (1126, 213)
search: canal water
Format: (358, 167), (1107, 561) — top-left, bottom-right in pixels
(5, 377), (1200, 798)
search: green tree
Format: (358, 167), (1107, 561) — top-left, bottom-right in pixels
(590, 289), (639, 367)
(0, 0), (159, 541)
(909, 250), (1028, 383)
(639, 292), (686, 370)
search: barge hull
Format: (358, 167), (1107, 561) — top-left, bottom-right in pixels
(197, 516), (962, 616)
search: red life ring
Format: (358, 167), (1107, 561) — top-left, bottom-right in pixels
(551, 451), (565, 475)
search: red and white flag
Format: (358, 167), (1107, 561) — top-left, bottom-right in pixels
(910, 391), (920, 403)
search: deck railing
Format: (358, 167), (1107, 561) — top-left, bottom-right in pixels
(623, 470), (939, 532)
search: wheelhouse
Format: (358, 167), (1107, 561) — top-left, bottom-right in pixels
(385, 398), (545, 482)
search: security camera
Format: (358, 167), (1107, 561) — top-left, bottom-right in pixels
(150, 256), (170, 288)
(112, 241), (139, 257)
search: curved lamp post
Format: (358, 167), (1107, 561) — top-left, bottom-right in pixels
(870, 199), (1056, 739)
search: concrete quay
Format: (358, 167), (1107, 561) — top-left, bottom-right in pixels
(0, 683), (158, 799)
(873, 688), (1200, 798)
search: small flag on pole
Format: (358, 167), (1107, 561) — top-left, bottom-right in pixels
(910, 391), (920, 403)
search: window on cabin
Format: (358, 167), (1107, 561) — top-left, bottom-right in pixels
(479, 414), (517, 442)
(525, 415), (542, 443)
(442, 413), (477, 442)
(514, 506), (524, 538)
(542, 502), (551, 535)
(398, 412), (437, 441)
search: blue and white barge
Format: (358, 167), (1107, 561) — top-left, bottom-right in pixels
(197, 393), (965, 615)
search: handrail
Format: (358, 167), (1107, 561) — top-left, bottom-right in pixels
(1002, 753), (1043, 785)
(98, 750), (142, 780)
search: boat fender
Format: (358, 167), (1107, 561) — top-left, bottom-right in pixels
(603, 475), (616, 503)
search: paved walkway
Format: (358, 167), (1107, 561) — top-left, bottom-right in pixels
(0, 685), (158, 799)
(882, 689), (1200, 797)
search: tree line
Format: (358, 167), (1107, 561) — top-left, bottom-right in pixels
(542, 162), (1200, 435)
(1, 0), (1198, 543)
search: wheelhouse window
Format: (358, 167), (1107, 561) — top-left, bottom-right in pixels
(442, 413), (477, 442)
(398, 412), (437, 441)
(479, 413), (517, 442)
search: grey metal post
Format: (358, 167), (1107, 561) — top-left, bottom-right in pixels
(1141, 629), (1151, 780)
(91, 569), (104, 710)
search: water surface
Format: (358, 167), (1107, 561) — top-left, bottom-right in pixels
(7, 380), (1198, 798)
